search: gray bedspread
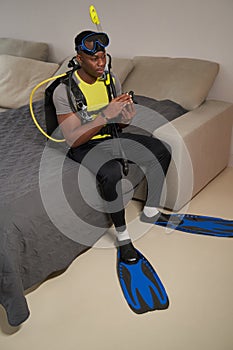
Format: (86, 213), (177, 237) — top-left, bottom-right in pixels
(0, 100), (112, 326)
(0, 97), (187, 326)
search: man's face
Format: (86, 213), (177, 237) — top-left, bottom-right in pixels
(77, 50), (107, 78)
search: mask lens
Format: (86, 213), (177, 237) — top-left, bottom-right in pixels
(83, 39), (95, 50)
(82, 33), (109, 52)
(95, 34), (109, 46)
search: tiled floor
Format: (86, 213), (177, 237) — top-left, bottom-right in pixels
(1, 167), (233, 350)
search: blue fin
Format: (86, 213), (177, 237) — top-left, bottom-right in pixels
(156, 214), (233, 238)
(117, 248), (169, 314)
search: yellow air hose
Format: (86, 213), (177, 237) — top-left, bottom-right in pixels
(29, 73), (67, 142)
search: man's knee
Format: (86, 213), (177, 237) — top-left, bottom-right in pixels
(98, 160), (122, 187)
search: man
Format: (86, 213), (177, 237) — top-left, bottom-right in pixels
(53, 30), (176, 264)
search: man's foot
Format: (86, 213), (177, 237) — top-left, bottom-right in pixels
(117, 239), (139, 264)
(140, 211), (183, 226)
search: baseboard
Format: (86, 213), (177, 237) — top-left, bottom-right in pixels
(228, 154), (233, 167)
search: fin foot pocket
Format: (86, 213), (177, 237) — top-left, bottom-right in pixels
(140, 211), (183, 226)
(117, 240), (139, 264)
(155, 213), (233, 237)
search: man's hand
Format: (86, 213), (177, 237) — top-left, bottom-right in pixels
(103, 93), (135, 121)
(120, 96), (136, 124)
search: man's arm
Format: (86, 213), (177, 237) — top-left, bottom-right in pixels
(57, 111), (106, 147)
(53, 83), (133, 147)
(57, 95), (133, 148)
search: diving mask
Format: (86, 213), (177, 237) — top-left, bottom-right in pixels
(76, 32), (109, 54)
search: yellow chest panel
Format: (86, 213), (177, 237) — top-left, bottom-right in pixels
(75, 71), (109, 112)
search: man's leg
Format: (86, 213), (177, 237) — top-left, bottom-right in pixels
(120, 133), (171, 205)
(68, 141), (138, 263)
(119, 133), (181, 224)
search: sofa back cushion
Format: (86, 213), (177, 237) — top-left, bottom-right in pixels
(122, 56), (219, 110)
(0, 37), (49, 62)
(0, 55), (59, 109)
(56, 55), (134, 86)
(111, 57), (134, 84)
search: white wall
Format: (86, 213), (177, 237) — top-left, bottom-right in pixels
(1, 0), (233, 159)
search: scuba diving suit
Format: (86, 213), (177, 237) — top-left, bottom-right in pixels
(53, 70), (171, 232)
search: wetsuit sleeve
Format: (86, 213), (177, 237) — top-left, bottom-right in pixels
(53, 83), (74, 115)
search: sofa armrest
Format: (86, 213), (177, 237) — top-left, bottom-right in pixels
(170, 99), (233, 138)
(152, 100), (233, 210)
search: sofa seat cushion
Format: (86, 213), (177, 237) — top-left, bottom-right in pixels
(122, 96), (188, 138)
(122, 56), (219, 110)
(134, 95), (188, 121)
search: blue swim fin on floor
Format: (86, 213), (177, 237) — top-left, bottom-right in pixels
(117, 248), (169, 314)
(155, 214), (233, 238)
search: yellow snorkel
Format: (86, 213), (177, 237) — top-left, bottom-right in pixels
(89, 5), (103, 31)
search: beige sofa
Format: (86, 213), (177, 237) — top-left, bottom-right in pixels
(0, 38), (232, 211)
